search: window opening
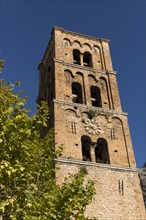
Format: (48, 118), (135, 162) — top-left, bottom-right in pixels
(81, 136), (91, 161)
(83, 52), (92, 67)
(90, 86), (102, 107)
(71, 122), (77, 134)
(73, 49), (81, 65)
(119, 180), (124, 195)
(111, 128), (115, 140)
(72, 82), (83, 104)
(95, 138), (110, 164)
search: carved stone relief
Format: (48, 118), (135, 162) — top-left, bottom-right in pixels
(83, 118), (102, 135)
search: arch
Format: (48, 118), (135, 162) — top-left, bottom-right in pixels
(99, 76), (107, 81)
(93, 45), (100, 54)
(99, 77), (108, 89)
(90, 86), (102, 107)
(112, 117), (124, 141)
(96, 114), (108, 124)
(99, 77), (110, 109)
(73, 49), (81, 65)
(95, 138), (110, 164)
(83, 42), (92, 50)
(81, 111), (89, 118)
(83, 51), (93, 67)
(64, 69), (74, 83)
(72, 82), (83, 104)
(88, 74), (98, 83)
(112, 117), (123, 125)
(65, 108), (77, 117)
(112, 117), (130, 166)
(81, 135), (91, 161)
(93, 45), (103, 70)
(72, 40), (82, 48)
(75, 72), (85, 104)
(76, 71), (83, 77)
(64, 69), (73, 76)
(63, 38), (71, 46)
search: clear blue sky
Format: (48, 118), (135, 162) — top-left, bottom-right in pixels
(1, 0), (145, 167)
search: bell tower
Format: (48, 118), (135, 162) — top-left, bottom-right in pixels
(37, 27), (146, 219)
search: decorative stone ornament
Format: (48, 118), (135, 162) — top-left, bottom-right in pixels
(84, 118), (102, 135)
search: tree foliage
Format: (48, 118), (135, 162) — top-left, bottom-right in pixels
(0, 77), (97, 220)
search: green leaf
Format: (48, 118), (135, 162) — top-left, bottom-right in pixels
(0, 78), (97, 220)
(0, 138), (3, 143)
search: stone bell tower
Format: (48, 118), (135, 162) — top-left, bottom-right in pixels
(37, 27), (146, 220)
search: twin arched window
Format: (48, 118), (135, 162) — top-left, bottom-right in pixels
(73, 49), (92, 67)
(81, 136), (110, 164)
(71, 82), (102, 107)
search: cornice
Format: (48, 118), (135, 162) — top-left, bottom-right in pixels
(53, 58), (117, 75)
(53, 26), (110, 43)
(55, 158), (138, 172)
(53, 99), (128, 116)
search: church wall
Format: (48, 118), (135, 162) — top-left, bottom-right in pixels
(56, 159), (146, 220)
(54, 27), (113, 71)
(54, 101), (135, 167)
(37, 26), (145, 220)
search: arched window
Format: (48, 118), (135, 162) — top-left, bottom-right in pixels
(83, 52), (92, 67)
(90, 86), (102, 107)
(95, 138), (110, 164)
(73, 49), (81, 65)
(81, 136), (91, 161)
(72, 82), (83, 104)
(64, 70), (73, 84)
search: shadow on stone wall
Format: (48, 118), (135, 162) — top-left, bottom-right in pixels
(139, 163), (146, 209)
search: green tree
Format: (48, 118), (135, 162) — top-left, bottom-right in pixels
(0, 76), (97, 220)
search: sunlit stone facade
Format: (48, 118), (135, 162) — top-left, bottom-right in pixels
(37, 27), (146, 220)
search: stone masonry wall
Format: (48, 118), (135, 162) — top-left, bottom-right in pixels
(37, 27), (145, 220)
(53, 27), (122, 112)
(56, 159), (146, 220)
(54, 101), (136, 167)
(139, 165), (146, 208)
